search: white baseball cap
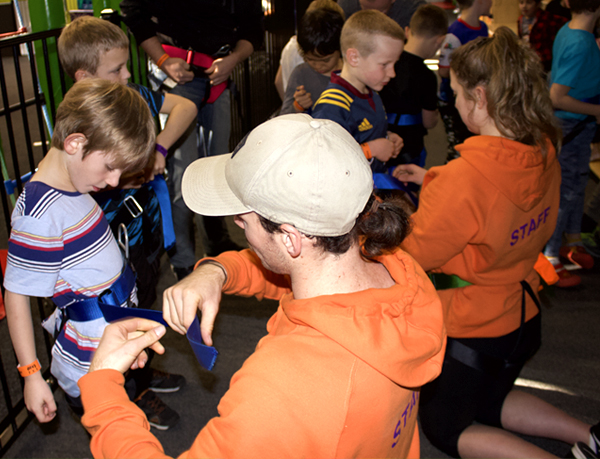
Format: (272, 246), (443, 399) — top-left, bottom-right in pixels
(181, 114), (373, 237)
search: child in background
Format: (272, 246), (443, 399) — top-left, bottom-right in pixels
(518, 0), (567, 73)
(312, 9), (404, 172)
(543, 0), (600, 287)
(437, 0), (491, 162)
(395, 28), (599, 459)
(280, 1), (344, 115)
(379, 4), (447, 168)
(4, 80), (154, 424)
(58, 16), (196, 309)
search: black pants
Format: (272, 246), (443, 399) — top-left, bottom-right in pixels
(419, 314), (542, 458)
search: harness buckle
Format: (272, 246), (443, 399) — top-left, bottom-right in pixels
(123, 195), (143, 219)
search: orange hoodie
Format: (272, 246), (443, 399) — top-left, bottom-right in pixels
(401, 136), (561, 338)
(79, 249), (445, 459)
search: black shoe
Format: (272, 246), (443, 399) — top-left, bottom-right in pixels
(571, 442), (599, 459)
(171, 264), (195, 281)
(134, 389), (179, 431)
(149, 369), (186, 393)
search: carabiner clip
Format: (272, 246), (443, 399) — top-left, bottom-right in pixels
(117, 223), (130, 261)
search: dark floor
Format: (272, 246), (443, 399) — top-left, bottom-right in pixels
(3, 116), (600, 458)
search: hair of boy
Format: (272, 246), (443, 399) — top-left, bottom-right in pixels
(568, 0), (600, 14)
(298, 6), (345, 56)
(51, 79), (156, 173)
(58, 16), (129, 80)
(455, 0), (475, 10)
(450, 27), (559, 155)
(409, 4), (449, 38)
(306, 0), (345, 18)
(340, 10), (405, 56)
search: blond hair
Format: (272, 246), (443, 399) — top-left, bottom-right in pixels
(340, 10), (405, 56)
(450, 27), (559, 155)
(58, 16), (129, 80)
(52, 79), (155, 173)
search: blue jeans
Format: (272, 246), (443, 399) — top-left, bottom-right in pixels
(545, 117), (595, 257)
(167, 77), (232, 268)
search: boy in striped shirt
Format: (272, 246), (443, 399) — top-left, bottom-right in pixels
(3, 80), (155, 424)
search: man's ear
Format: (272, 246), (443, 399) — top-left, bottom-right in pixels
(279, 224), (303, 258)
(74, 69), (88, 82)
(345, 48), (361, 67)
(63, 133), (87, 156)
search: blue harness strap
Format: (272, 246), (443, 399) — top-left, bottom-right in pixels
(62, 264), (218, 370)
(387, 113), (423, 126)
(147, 175), (176, 251)
(100, 305), (218, 371)
(372, 172), (419, 207)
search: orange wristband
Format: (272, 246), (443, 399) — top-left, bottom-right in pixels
(293, 100), (305, 112)
(18, 359), (41, 377)
(156, 53), (169, 68)
(361, 143), (372, 160)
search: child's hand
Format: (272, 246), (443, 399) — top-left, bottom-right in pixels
(153, 151), (166, 178)
(392, 164), (427, 185)
(369, 138), (398, 162)
(387, 131), (404, 157)
(294, 85), (313, 111)
(24, 373), (56, 423)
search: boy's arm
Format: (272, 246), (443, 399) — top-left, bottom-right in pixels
(550, 83), (600, 120)
(157, 94), (198, 151)
(422, 109), (439, 129)
(5, 290), (57, 423)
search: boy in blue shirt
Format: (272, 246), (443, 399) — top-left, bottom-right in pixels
(312, 9), (404, 173)
(544, 0), (600, 287)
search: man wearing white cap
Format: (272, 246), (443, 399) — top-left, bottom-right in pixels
(77, 114), (446, 459)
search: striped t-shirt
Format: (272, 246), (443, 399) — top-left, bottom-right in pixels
(5, 181), (128, 397)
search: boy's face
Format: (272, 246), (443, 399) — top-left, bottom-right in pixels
(89, 47), (131, 85)
(303, 50), (341, 75)
(355, 36), (403, 91)
(519, 0), (539, 18)
(68, 148), (123, 193)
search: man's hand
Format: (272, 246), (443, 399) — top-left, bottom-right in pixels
(392, 163), (427, 185)
(294, 85), (313, 111)
(163, 263), (226, 346)
(205, 54), (239, 86)
(369, 138), (397, 162)
(89, 319), (166, 374)
(162, 57), (194, 84)
(387, 132), (404, 157)
(24, 373), (57, 423)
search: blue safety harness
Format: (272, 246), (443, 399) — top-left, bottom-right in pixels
(56, 226), (217, 371)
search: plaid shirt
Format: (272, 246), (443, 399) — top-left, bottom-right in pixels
(518, 9), (567, 72)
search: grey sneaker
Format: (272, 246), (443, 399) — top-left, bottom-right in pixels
(134, 389), (179, 430)
(571, 442), (599, 459)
